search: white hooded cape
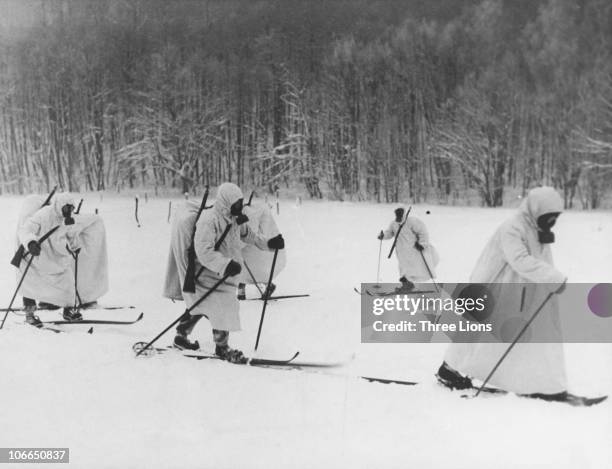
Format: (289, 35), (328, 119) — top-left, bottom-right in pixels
(239, 202), (286, 284)
(382, 213), (438, 282)
(163, 183), (269, 331)
(444, 187), (568, 394)
(16, 193), (109, 306)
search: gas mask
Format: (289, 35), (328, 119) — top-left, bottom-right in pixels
(230, 198), (248, 225)
(62, 204), (75, 225)
(536, 212), (559, 244)
(394, 207), (404, 223)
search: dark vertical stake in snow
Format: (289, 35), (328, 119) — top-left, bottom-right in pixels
(135, 196), (141, 228)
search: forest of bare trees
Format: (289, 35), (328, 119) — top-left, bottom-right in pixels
(0, 0), (611, 207)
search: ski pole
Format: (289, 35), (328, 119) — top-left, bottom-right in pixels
(135, 273), (230, 356)
(0, 256), (35, 329)
(1, 225), (61, 330)
(376, 238), (383, 284)
(67, 246), (82, 309)
(418, 249), (440, 293)
(74, 249), (80, 308)
(474, 291), (555, 397)
(254, 248), (279, 351)
(67, 246), (83, 306)
(244, 261), (265, 297)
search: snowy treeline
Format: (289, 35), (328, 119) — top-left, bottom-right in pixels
(0, 0), (611, 207)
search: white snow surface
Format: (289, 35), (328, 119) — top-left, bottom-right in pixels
(0, 194), (610, 469)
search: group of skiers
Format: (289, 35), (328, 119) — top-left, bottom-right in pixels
(11, 182), (284, 364)
(11, 183), (574, 399)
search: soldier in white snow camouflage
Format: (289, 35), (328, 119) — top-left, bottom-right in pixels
(164, 182), (285, 363)
(378, 206), (439, 292)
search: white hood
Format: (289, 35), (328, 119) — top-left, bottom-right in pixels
(519, 187), (563, 227)
(214, 183), (243, 218)
(52, 193), (77, 218)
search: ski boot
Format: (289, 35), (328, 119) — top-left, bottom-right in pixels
(215, 344), (247, 364)
(175, 313), (202, 340)
(24, 305), (43, 328)
(173, 334), (200, 351)
(213, 329), (247, 364)
(394, 277), (415, 294)
(436, 361), (473, 390)
(261, 282), (276, 300)
(62, 307), (83, 322)
(237, 283), (246, 301)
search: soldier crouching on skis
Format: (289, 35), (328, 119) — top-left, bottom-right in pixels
(378, 206), (439, 293)
(15, 192), (109, 327)
(438, 186), (571, 401)
(164, 182), (285, 363)
(236, 198), (286, 300)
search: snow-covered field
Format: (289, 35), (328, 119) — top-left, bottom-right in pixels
(0, 193), (610, 469)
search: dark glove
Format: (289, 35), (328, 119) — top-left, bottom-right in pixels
(66, 244), (81, 258)
(27, 240), (41, 256)
(224, 260), (242, 277)
(236, 214), (249, 225)
(377, 230), (384, 240)
(556, 280), (567, 295)
(267, 234), (285, 250)
(414, 241), (425, 251)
